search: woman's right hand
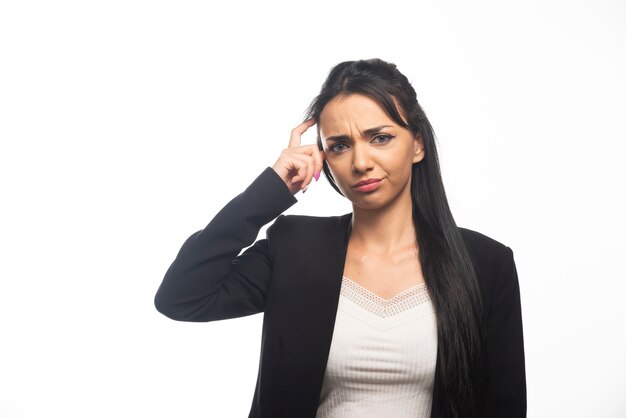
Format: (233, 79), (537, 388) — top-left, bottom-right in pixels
(272, 118), (325, 195)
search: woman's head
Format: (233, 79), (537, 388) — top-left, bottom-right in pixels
(316, 92), (425, 210)
(304, 58), (437, 204)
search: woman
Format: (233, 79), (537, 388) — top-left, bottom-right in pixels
(154, 58), (527, 418)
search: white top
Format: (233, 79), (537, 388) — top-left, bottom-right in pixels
(316, 276), (438, 418)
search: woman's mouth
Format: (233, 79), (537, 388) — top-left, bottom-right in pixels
(353, 179), (383, 192)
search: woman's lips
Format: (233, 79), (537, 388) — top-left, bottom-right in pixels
(353, 179), (383, 192)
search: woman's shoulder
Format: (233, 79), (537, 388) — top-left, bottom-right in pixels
(458, 227), (514, 270)
(264, 213), (351, 255)
(459, 227), (509, 251)
(270, 212), (351, 235)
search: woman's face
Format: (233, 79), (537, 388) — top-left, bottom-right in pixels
(319, 93), (425, 210)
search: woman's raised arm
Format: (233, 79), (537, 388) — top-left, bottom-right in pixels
(154, 118), (324, 322)
(154, 167), (297, 322)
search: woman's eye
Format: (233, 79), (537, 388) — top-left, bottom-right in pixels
(329, 143), (348, 152)
(373, 134), (393, 143)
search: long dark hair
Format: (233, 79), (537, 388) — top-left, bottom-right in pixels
(304, 58), (488, 417)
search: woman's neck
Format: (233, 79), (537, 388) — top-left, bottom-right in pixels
(349, 191), (417, 254)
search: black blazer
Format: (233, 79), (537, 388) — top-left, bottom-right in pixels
(154, 167), (527, 418)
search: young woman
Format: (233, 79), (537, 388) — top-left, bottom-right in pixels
(154, 58), (527, 418)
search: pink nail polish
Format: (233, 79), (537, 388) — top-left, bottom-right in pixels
(314, 171), (321, 181)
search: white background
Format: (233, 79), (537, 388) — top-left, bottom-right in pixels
(1, 0), (625, 417)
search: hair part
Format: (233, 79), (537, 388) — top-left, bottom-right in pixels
(304, 58), (488, 417)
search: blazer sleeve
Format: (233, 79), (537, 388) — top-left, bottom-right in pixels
(487, 246), (527, 417)
(154, 167), (297, 322)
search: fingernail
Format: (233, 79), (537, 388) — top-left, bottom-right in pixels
(302, 185), (308, 193)
(314, 171), (321, 181)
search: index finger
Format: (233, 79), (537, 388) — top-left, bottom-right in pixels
(288, 118), (317, 148)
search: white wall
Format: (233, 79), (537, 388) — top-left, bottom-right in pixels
(1, 0), (624, 416)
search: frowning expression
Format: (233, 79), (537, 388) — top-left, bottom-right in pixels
(319, 93), (424, 210)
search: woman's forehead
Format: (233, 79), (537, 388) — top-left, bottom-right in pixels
(319, 94), (405, 138)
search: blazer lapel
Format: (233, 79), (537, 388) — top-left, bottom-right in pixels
(302, 212), (353, 406)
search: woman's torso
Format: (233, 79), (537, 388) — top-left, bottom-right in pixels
(315, 238), (437, 417)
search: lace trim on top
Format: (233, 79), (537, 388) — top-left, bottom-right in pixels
(341, 276), (431, 319)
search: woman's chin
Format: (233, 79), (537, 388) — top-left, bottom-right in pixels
(349, 197), (389, 211)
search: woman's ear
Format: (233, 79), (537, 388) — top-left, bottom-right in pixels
(412, 134), (425, 164)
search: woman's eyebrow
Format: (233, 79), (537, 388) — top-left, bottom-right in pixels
(326, 125), (393, 142)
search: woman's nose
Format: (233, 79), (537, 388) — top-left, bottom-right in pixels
(351, 142), (374, 173)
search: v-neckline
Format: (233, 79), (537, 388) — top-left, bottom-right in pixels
(342, 275), (427, 302)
